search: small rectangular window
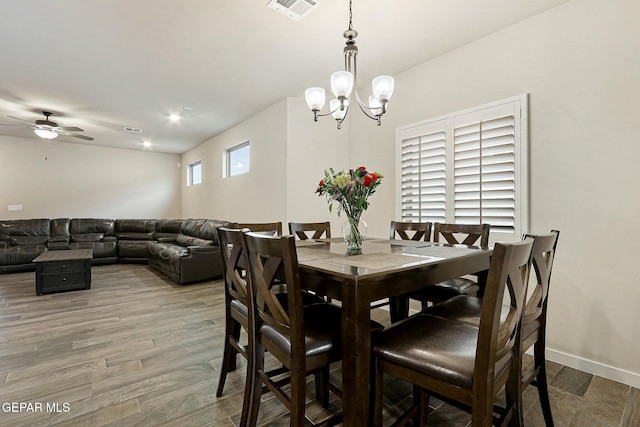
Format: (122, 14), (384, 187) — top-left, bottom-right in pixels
(188, 160), (202, 186)
(226, 141), (250, 177)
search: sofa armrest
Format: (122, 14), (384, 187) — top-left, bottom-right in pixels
(103, 236), (117, 243)
(187, 245), (216, 255)
(157, 236), (177, 243)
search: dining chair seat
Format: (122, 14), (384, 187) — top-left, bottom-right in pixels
(374, 313), (512, 390)
(260, 302), (343, 361)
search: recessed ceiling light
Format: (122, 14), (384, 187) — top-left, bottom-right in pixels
(143, 141), (152, 148)
(169, 114), (181, 122)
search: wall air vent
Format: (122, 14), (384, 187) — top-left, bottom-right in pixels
(267, 0), (320, 22)
(123, 126), (143, 134)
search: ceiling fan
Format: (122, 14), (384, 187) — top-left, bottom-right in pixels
(6, 111), (94, 141)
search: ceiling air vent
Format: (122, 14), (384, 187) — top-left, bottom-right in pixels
(123, 126), (143, 134)
(267, 0), (320, 22)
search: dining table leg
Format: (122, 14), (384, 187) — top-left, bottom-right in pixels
(340, 280), (373, 427)
(388, 295), (409, 323)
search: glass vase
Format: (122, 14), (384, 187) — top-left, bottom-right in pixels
(342, 217), (367, 255)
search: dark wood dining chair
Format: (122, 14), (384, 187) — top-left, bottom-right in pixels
(243, 232), (345, 427)
(410, 222), (490, 308)
(373, 238), (533, 427)
(389, 220), (432, 241)
(215, 227), (253, 426)
(288, 221), (331, 240)
(426, 230), (560, 426)
(234, 221), (283, 236)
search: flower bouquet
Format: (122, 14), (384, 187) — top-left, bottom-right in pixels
(316, 166), (383, 255)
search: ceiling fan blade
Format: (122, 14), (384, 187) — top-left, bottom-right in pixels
(67, 133), (94, 141)
(58, 126), (84, 132)
(7, 115), (36, 125)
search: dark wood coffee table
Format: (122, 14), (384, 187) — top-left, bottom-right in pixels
(33, 249), (93, 295)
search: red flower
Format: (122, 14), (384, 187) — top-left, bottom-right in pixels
(370, 172), (378, 181)
(363, 174), (373, 187)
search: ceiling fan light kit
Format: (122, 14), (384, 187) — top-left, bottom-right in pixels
(7, 111), (94, 141)
(304, 0), (394, 129)
(34, 128), (58, 139)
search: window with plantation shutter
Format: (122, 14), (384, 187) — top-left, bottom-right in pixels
(396, 95), (528, 240)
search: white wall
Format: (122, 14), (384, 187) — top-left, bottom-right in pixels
(349, 0), (640, 387)
(181, 100), (289, 223)
(0, 136), (181, 219)
(286, 97), (350, 233)
(180, 97), (351, 229)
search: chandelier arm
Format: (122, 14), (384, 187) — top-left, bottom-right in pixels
(346, 45), (384, 120)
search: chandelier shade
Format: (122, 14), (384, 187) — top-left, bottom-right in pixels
(330, 71), (354, 98)
(304, 0), (394, 129)
(305, 87), (326, 111)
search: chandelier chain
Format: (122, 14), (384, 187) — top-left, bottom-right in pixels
(348, 0), (353, 31)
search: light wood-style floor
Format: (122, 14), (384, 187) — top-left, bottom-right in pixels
(1, 264), (639, 426)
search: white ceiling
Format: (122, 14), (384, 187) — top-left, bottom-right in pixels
(0, 0), (570, 154)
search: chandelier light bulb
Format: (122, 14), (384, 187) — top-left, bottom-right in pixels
(330, 71), (354, 98)
(305, 87), (326, 111)
(372, 75), (395, 101)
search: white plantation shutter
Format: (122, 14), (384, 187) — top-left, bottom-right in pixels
(397, 95), (528, 240)
(399, 120), (446, 223)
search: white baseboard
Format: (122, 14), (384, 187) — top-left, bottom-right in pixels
(545, 348), (640, 389)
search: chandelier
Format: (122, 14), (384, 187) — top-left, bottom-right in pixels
(304, 0), (394, 129)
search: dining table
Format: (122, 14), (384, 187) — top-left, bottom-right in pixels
(294, 237), (493, 427)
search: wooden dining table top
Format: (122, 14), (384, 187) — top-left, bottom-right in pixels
(293, 237), (493, 426)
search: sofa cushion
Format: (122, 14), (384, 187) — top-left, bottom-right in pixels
(71, 233), (104, 242)
(180, 219), (206, 238)
(116, 232), (155, 241)
(0, 245), (47, 265)
(10, 236), (50, 246)
(50, 218), (70, 238)
(0, 219), (51, 242)
(157, 219), (184, 234)
(115, 219), (159, 234)
(69, 218), (115, 236)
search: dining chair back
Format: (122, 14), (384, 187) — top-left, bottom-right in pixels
(234, 221), (283, 236)
(373, 238), (534, 426)
(215, 226), (252, 426)
(433, 222), (490, 246)
(288, 221), (331, 240)
(520, 230), (560, 426)
(409, 222), (491, 308)
(389, 221), (432, 241)
(243, 232), (344, 426)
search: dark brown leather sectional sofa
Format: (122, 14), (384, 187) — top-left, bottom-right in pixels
(0, 217), (231, 284)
